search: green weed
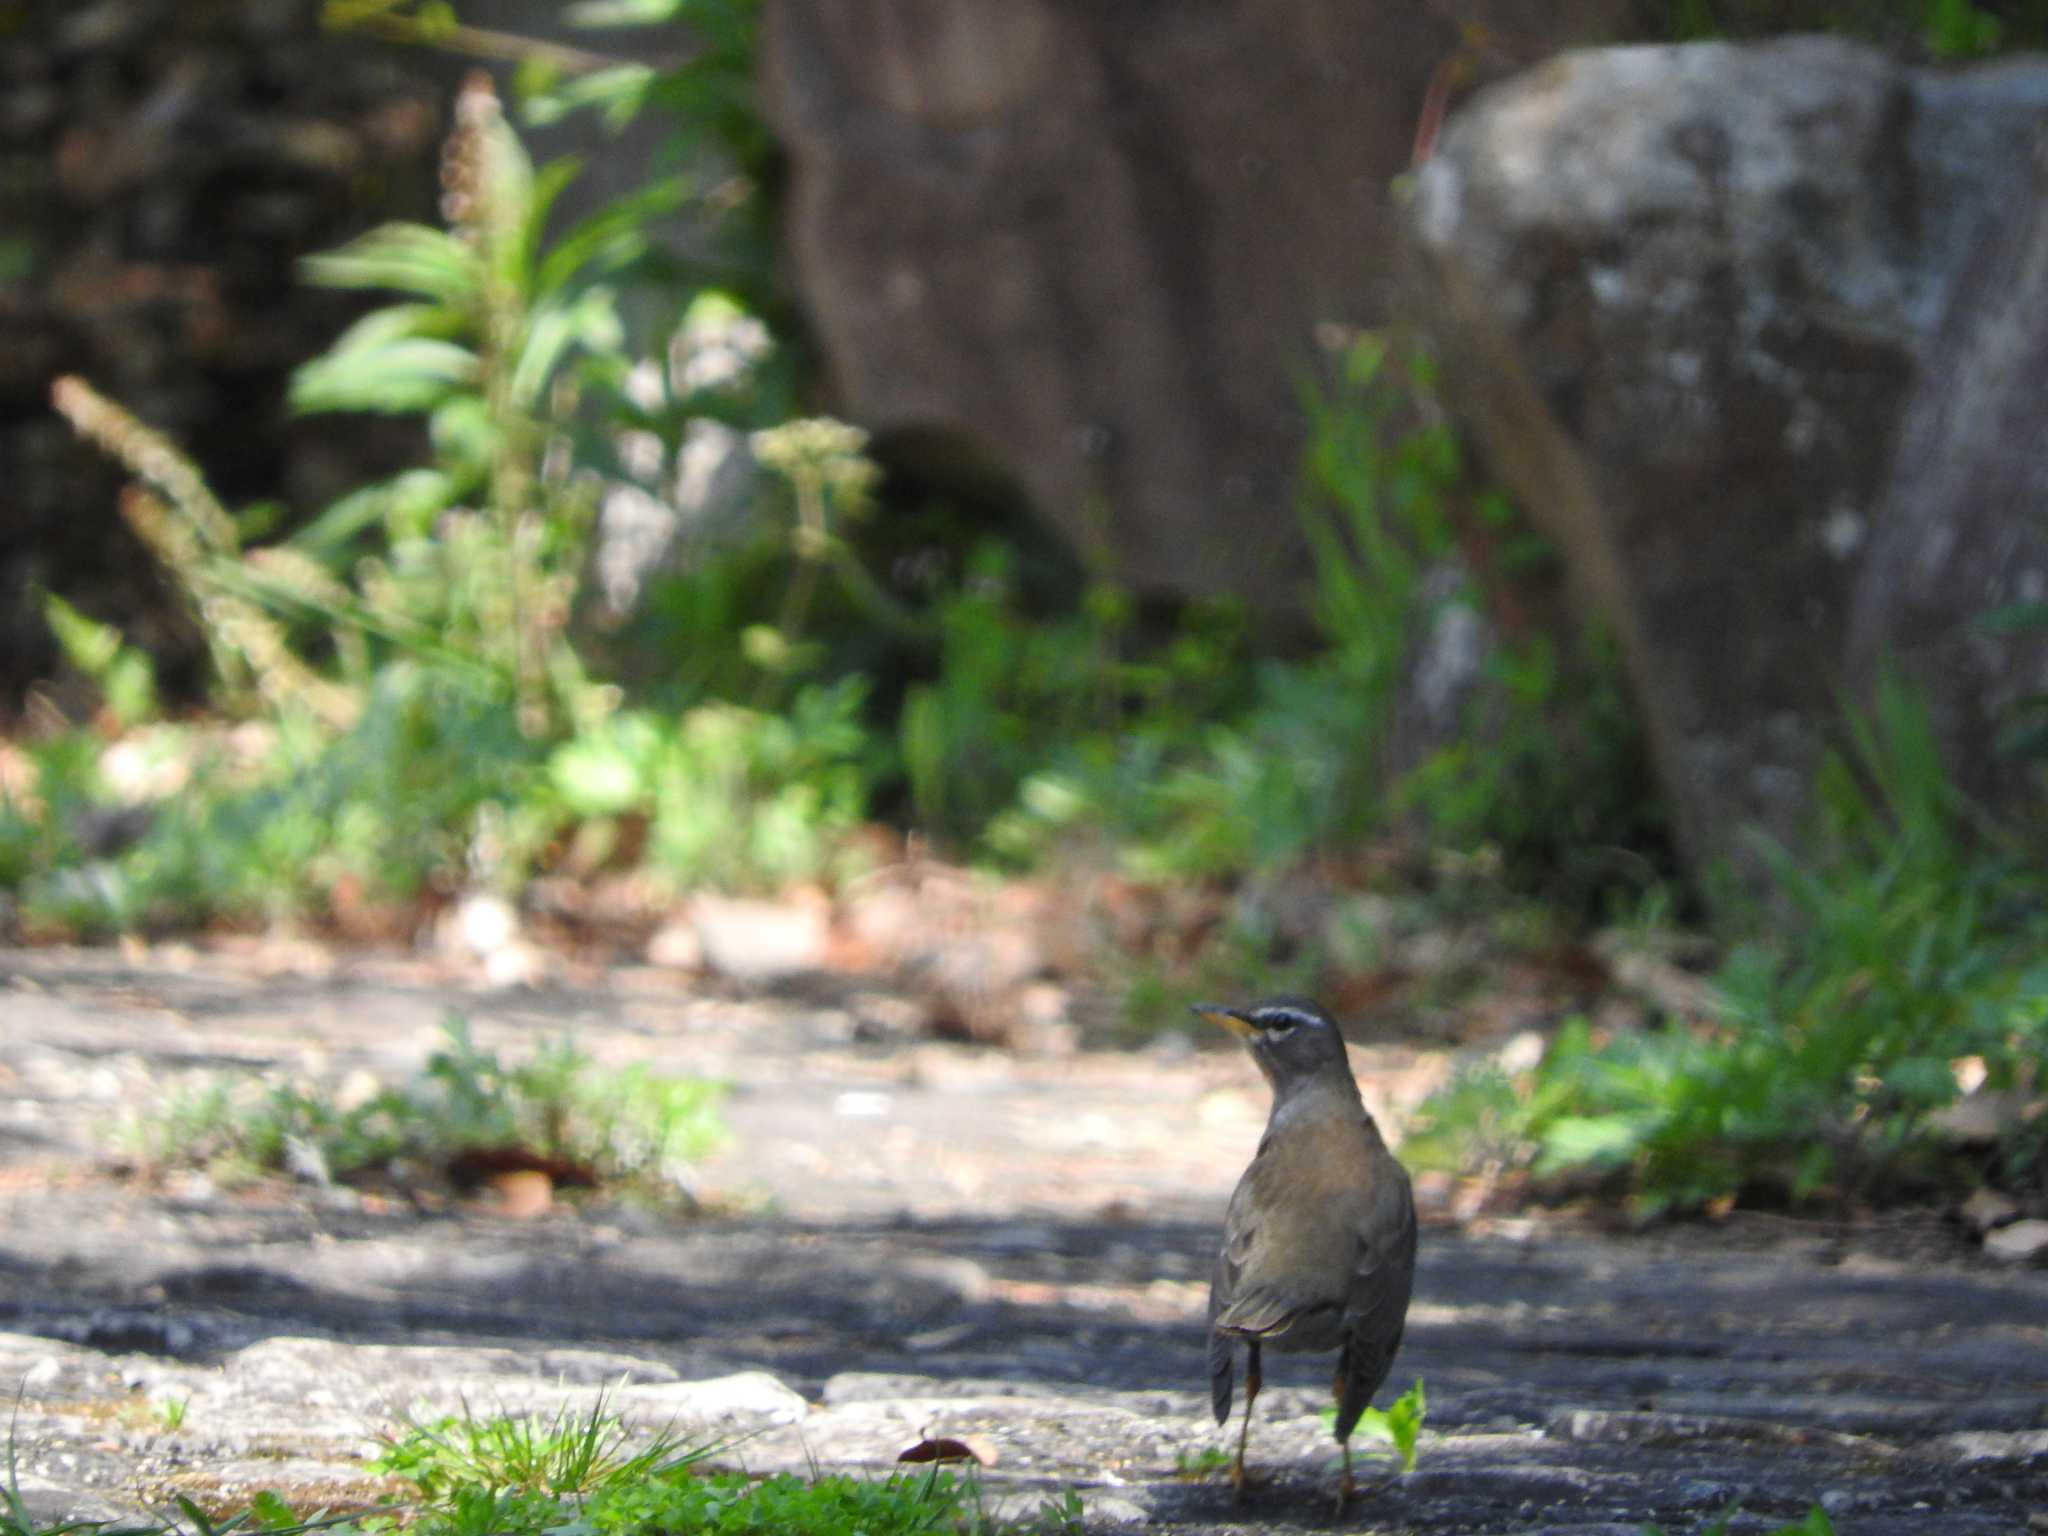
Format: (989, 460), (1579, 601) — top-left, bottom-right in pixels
(152, 1398), (190, 1434)
(364, 1401), (1005, 1536)
(1318, 1377), (1427, 1474)
(41, 594), (157, 729)
(289, 70), (664, 736)
(111, 1017), (726, 1199)
(1171, 1446), (1233, 1480)
(1411, 676), (2048, 1216)
(5, 1393), (1035, 1536)
(370, 1400), (713, 1502)
(552, 680), (877, 894)
(1642, 1503), (1836, 1536)
(1642, 0), (2045, 54)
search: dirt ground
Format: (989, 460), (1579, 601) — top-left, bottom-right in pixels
(2, 945), (2045, 1534)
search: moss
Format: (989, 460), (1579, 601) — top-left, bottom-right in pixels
(1634, 0), (2048, 55)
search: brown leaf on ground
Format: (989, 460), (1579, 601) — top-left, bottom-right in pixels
(896, 1435), (997, 1467)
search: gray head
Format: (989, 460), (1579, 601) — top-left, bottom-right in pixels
(1190, 995), (1353, 1095)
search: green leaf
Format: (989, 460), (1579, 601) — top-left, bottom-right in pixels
(549, 715), (664, 816)
(1882, 1055), (1959, 1109)
(1977, 598), (2048, 634)
(300, 224), (478, 304)
(290, 469), (457, 555)
(44, 591), (123, 676)
(290, 338), (480, 415)
(509, 289), (624, 410)
(472, 106), (539, 292)
(566, 0), (685, 24)
(1535, 1113), (1643, 1172)
(1351, 1377), (1426, 1473)
(427, 395), (501, 481)
(534, 173), (690, 299)
(516, 156), (586, 289)
(43, 592), (157, 726)
(524, 61), (660, 132)
(1770, 1508), (1836, 1536)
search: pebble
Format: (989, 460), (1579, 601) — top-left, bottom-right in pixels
(1959, 1187), (2020, 1235)
(1983, 1219), (2048, 1264)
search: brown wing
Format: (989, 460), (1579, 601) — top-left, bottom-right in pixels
(1209, 1117), (1365, 1346)
(1332, 1153), (1418, 1442)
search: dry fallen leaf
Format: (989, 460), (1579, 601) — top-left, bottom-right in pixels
(896, 1434), (997, 1467)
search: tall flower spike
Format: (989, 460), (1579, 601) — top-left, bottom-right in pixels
(440, 69), (499, 241)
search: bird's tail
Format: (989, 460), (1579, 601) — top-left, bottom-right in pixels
(1208, 1329), (1234, 1425)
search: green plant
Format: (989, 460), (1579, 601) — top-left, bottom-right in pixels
(1980, 594), (2048, 763)
(0, 734), (104, 899)
(550, 677), (877, 892)
(151, 1397), (190, 1434)
(49, 379), (358, 731)
(912, 339), (1449, 877)
(1642, 1504), (1836, 1536)
(1921, 0), (2006, 55)
(1319, 1377), (1426, 1474)
(370, 1401), (987, 1536)
(900, 547), (1252, 852)
(112, 1016), (726, 1198)
(1171, 1446), (1233, 1480)
(1642, 0), (2047, 54)
(291, 71), (676, 737)
(1411, 675), (2048, 1215)
(372, 1399), (713, 1502)
(1028, 1488), (1086, 1536)
(11, 664), (548, 936)
(41, 594), (156, 729)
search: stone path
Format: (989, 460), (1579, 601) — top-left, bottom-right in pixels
(2, 947), (2045, 1533)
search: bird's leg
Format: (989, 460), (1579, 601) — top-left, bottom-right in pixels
(1331, 1363), (1354, 1516)
(1231, 1342), (1261, 1502)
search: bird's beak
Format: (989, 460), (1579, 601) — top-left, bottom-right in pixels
(1190, 1003), (1256, 1039)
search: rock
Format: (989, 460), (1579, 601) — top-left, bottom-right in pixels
(1957, 1187), (2021, 1236)
(1380, 561), (1507, 787)
(645, 917), (706, 972)
(1934, 1429), (2048, 1466)
(838, 862), (1064, 1048)
(689, 892), (832, 982)
(1928, 1090), (2032, 1147)
(436, 892), (515, 957)
(1847, 123), (2048, 816)
(987, 1490), (1149, 1526)
(763, 0), (1632, 621)
(1403, 37), (2048, 886)
(1982, 1219), (2048, 1265)
(627, 1370), (809, 1428)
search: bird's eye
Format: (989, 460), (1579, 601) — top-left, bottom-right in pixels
(1262, 1021), (1296, 1039)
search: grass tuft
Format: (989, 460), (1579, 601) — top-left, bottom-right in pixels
(109, 1016), (726, 1202)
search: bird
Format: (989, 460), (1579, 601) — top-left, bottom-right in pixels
(1194, 996), (1417, 1509)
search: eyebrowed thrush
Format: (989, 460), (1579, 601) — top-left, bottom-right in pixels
(1195, 997), (1417, 1508)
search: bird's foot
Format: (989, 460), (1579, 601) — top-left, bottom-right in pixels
(1228, 1463), (1270, 1505)
(1330, 1469), (1399, 1519)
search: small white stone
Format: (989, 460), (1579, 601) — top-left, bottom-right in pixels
(1984, 1218), (2048, 1264)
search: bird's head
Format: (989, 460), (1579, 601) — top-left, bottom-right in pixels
(1190, 996), (1352, 1093)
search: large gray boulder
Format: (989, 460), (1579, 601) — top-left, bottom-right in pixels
(1848, 126), (2048, 817)
(1402, 37), (2048, 882)
(761, 0), (1629, 620)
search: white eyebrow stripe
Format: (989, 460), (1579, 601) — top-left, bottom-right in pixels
(1254, 1008), (1320, 1031)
